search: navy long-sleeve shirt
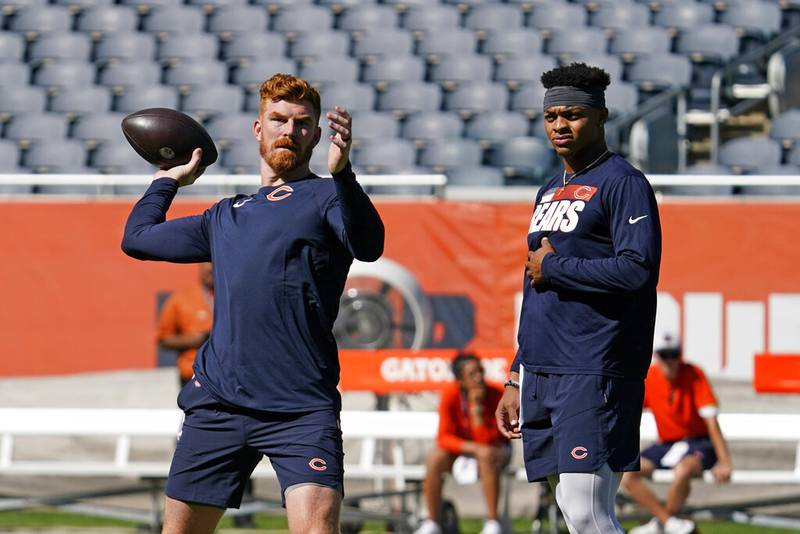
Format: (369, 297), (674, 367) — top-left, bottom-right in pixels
(512, 154), (661, 380)
(122, 163), (384, 412)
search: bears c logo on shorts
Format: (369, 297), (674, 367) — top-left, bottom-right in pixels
(308, 458), (328, 471)
(571, 446), (589, 460)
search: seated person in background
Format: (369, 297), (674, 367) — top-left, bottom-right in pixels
(623, 333), (732, 534)
(415, 353), (510, 534)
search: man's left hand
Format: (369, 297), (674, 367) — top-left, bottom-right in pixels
(712, 461), (732, 483)
(327, 106), (352, 175)
(526, 237), (556, 287)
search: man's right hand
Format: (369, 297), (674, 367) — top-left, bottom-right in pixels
(495, 385), (521, 439)
(155, 147), (205, 187)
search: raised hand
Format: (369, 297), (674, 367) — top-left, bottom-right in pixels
(326, 106), (352, 175)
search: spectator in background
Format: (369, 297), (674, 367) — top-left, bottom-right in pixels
(415, 353), (510, 534)
(157, 262), (214, 386)
(623, 333), (733, 534)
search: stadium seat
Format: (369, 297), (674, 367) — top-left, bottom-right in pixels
(402, 5), (460, 33)
(207, 6), (269, 38)
(28, 32), (92, 63)
(142, 6), (206, 36)
(205, 113), (254, 147)
(221, 33), (287, 66)
(362, 56), (425, 86)
(627, 54), (692, 92)
(604, 81), (639, 117)
(676, 24), (740, 64)
(317, 0), (376, 12)
(739, 165), (800, 195)
(94, 33), (157, 63)
(664, 163), (735, 195)
(720, 0), (782, 41)
(98, 61), (162, 91)
(352, 29), (413, 61)
(251, 0), (311, 12)
(653, 3), (714, 33)
(494, 56), (557, 89)
(465, 111), (529, 146)
(50, 85), (112, 116)
(401, 112), (463, 143)
(289, 32), (351, 61)
(23, 139), (87, 173)
(0, 142), (29, 188)
(187, 0), (247, 14)
(417, 30), (478, 61)
(0, 32), (25, 61)
(0, 62), (30, 87)
(444, 81), (509, 118)
(299, 58), (360, 86)
(488, 136), (555, 183)
(5, 113), (68, 148)
(114, 85), (179, 112)
(164, 60), (228, 91)
(481, 30), (543, 62)
(566, 53), (623, 81)
(8, 6), (73, 35)
(337, 5), (397, 33)
(309, 139), (331, 175)
(117, 0), (183, 14)
(0, 87), (46, 120)
(71, 112), (126, 148)
(351, 139), (417, 173)
(348, 111), (399, 146)
(719, 137), (782, 174)
(547, 28), (608, 57)
(429, 55), (493, 89)
(222, 143), (260, 174)
(182, 85), (245, 119)
(376, 82), (441, 116)
(33, 61), (96, 90)
(769, 109), (800, 150)
(0, 0), (47, 16)
(446, 165), (504, 187)
(419, 139), (483, 172)
(75, 6), (137, 38)
(52, 0), (114, 11)
(271, 6), (334, 37)
(322, 83), (376, 113)
(464, 5), (523, 35)
(527, 3), (587, 35)
(509, 82), (546, 118)
(232, 59), (298, 91)
(786, 144), (800, 167)
(589, 2), (650, 32)
(91, 141), (153, 174)
(157, 34), (219, 65)
(609, 27), (672, 63)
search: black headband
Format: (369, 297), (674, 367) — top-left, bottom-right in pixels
(543, 86), (606, 112)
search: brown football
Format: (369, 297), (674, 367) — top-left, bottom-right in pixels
(121, 108), (218, 169)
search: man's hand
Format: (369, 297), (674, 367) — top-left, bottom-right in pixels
(711, 461), (732, 483)
(155, 147), (206, 188)
(327, 106), (352, 175)
(526, 237), (555, 287)
(495, 385), (521, 439)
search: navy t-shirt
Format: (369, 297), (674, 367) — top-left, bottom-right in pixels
(122, 163), (384, 412)
(512, 154), (662, 380)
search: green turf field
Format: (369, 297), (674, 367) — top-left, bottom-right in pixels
(0, 510), (796, 533)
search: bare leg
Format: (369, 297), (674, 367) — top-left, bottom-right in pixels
(666, 455), (702, 517)
(621, 459), (670, 524)
(422, 448), (457, 523)
(476, 448), (502, 520)
(161, 496), (225, 534)
(285, 484), (342, 534)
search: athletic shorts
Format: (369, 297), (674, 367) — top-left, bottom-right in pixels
(641, 436), (717, 471)
(165, 378), (344, 509)
(519, 368), (645, 481)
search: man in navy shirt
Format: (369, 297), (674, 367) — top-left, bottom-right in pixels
(122, 74), (384, 534)
(495, 63), (662, 534)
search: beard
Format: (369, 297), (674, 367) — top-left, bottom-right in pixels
(260, 137), (312, 174)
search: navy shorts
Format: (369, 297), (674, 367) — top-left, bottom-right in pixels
(519, 368), (644, 481)
(641, 436), (717, 471)
(165, 379), (344, 509)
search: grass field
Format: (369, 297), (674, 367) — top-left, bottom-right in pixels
(0, 510), (796, 533)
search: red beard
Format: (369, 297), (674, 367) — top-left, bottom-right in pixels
(260, 137), (311, 174)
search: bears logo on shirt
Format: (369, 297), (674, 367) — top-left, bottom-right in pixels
(529, 185), (598, 234)
(266, 185), (294, 201)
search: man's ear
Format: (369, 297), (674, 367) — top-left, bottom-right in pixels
(253, 119), (262, 141)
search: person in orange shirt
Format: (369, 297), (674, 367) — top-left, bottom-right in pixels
(415, 353), (510, 534)
(157, 262), (213, 386)
(623, 333), (732, 534)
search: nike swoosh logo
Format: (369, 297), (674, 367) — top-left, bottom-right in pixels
(628, 215), (648, 224)
(233, 198), (253, 208)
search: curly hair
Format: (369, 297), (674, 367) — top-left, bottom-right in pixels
(541, 62), (611, 90)
(259, 73), (321, 121)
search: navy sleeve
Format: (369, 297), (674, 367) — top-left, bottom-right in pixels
(540, 174), (661, 294)
(325, 162), (385, 262)
(121, 178), (212, 263)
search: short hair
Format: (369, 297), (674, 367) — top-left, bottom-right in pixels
(451, 352), (480, 380)
(259, 73), (321, 122)
(541, 62), (611, 91)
